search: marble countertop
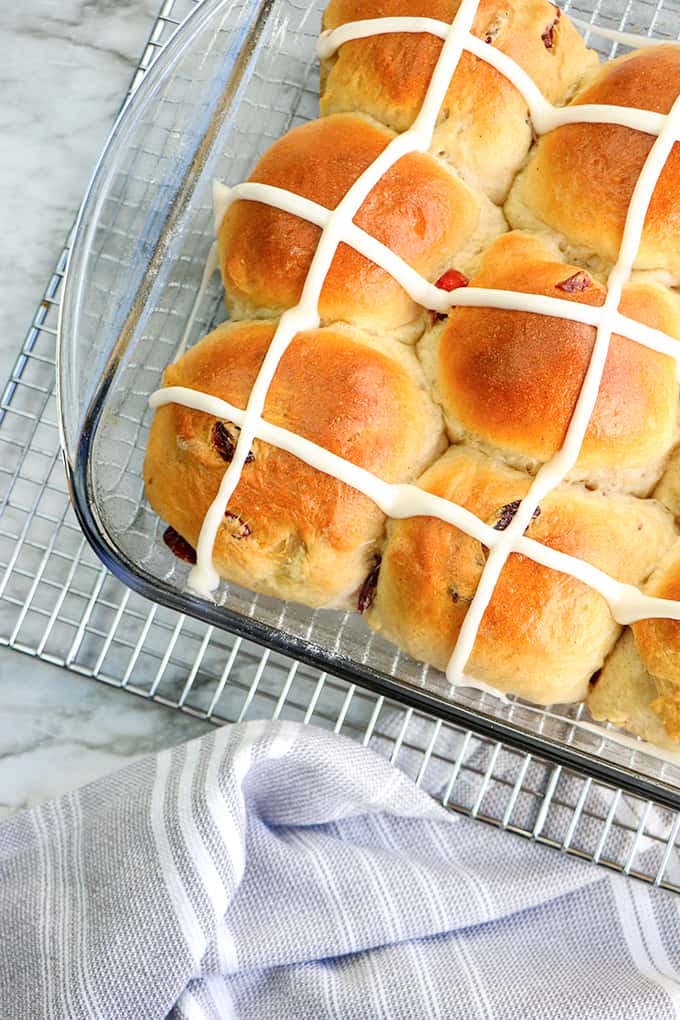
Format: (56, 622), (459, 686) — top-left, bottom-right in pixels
(0, 0), (212, 819)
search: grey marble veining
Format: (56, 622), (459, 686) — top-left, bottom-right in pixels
(0, 657), (210, 819)
(0, 0), (159, 357)
(0, 0), (213, 818)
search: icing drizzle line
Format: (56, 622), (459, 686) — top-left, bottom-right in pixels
(317, 13), (680, 59)
(317, 17), (670, 136)
(183, 0), (484, 598)
(150, 3), (680, 705)
(448, 90), (680, 686)
(150, 383), (680, 629)
(212, 180), (680, 370)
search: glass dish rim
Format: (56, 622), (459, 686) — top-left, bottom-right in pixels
(57, 0), (680, 810)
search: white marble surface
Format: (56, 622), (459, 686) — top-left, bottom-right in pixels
(0, 0), (212, 819)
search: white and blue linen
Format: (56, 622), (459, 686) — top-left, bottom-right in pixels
(2, 720), (680, 1018)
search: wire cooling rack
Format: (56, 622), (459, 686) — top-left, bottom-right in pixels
(2, 0), (680, 891)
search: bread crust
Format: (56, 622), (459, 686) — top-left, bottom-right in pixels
(588, 630), (680, 751)
(321, 0), (597, 202)
(506, 46), (680, 278)
(145, 320), (445, 608)
(218, 113), (504, 342)
(145, 9), (680, 745)
(630, 542), (680, 739)
(419, 233), (680, 494)
(365, 446), (676, 703)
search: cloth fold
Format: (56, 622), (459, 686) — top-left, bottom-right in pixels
(2, 719), (680, 1019)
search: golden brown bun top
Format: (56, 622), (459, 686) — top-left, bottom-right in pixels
(160, 318), (441, 486)
(321, 0), (596, 201)
(366, 446), (675, 703)
(428, 232), (680, 487)
(508, 46), (680, 274)
(218, 114), (489, 340)
(587, 630), (680, 750)
(323, 0), (589, 104)
(144, 320), (444, 607)
(630, 540), (680, 741)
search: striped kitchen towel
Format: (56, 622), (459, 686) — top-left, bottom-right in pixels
(1, 719), (680, 1019)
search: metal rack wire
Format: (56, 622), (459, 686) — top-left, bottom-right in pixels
(2, 0), (680, 891)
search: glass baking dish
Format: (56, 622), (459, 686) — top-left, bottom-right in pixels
(58, 0), (680, 807)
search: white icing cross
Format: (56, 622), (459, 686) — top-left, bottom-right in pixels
(317, 17), (672, 135)
(449, 89), (680, 686)
(183, 0), (483, 598)
(150, 3), (680, 700)
(211, 180), (680, 368)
